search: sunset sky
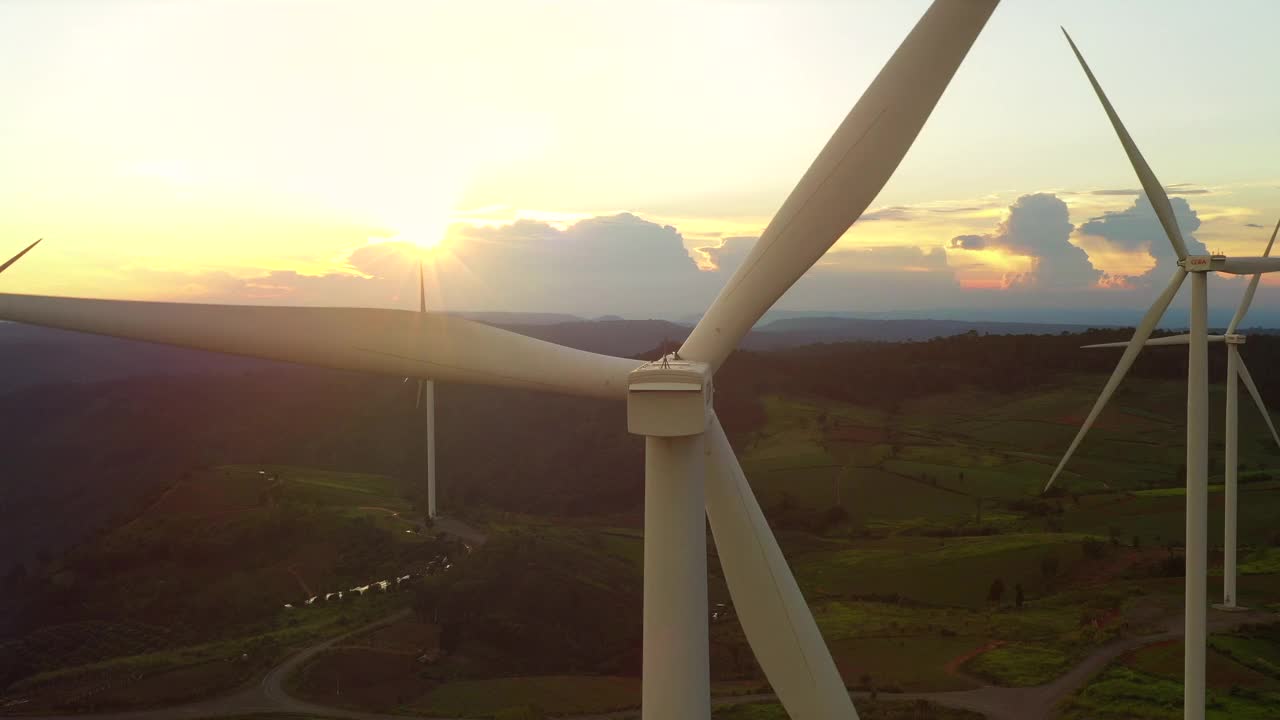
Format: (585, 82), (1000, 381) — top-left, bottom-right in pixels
(3, 1), (1280, 323)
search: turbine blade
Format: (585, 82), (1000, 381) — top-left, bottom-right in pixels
(1238, 356), (1280, 450)
(1227, 218), (1279, 334)
(419, 260), (427, 314)
(1082, 334), (1223, 349)
(681, 0), (998, 370)
(1062, 29), (1188, 260)
(0, 294), (641, 400)
(704, 414), (856, 719)
(1047, 269), (1187, 490)
(0, 239), (41, 274)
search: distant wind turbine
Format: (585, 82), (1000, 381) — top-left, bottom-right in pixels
(417, 262), (437, 519)
(1082, 218), (1280, 611)
(0, 2), (999, 717)
(1048, 29), (1280, 720)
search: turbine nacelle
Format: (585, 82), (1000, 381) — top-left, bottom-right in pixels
(1178, 254), (1280, 275)
(627, 356), (713, 437)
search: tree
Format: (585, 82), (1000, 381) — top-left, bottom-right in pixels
(987, 578), (1005, 605)
(1015, 583), (1024, 609)
(1133, 535), (1142, 549)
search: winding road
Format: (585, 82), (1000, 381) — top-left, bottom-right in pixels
(8, 604), (1275, 720)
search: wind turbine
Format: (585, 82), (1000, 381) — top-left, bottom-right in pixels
(407, 261), (438, 519)
(0, 3), (998, 717)
(1048, 29), (1280, 720)
(1, 239), (40, 274)
(1081, 219), (1280, 612)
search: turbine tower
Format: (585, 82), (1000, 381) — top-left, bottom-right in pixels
(0, 3), (999, 717)
(1083, 219), (1280, 611)
(415, 261), (437, 519)
(1049, 30), (1280, 720)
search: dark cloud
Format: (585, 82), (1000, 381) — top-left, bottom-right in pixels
(1091, 189), (1142, 196)
(949, 234), (986, 250)
(954, 193), (1100, 290)
(1078, 194), (1207, 281)
(1246, 223), (1265, 228)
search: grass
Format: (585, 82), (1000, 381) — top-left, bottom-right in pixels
(962, 641), (1071, 686)
(415, 675), (642, 716)
(1238, 547), (1280, 576)
(1061, 665), (1280, 720)
(1123, 639), (1280, 690)
(795, 533), (1099, 607)
(826, 635), (985, 691)
(714, 699), (983, 719)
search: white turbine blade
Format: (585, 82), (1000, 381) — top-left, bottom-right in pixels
(0, 239), (41, 274)
(1218, 257), (1280, 275)
(1226, 217), (1280, 334)
(1238, 356), (1280, 450)
(680, 0), (998, 370)
(1081, 334), (1224, 349)
(1047, 269), (1187, 490)
(0, 294), (640, 400)
(1062, 29), (1188, 261)
(704, 413), (856, 720)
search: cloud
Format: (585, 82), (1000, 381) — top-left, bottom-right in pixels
(860, 206), (917, 222)
(158, 213), (712, 316)
(771, 245), (959, 310)
(1089, 185), (1209, 197)
(1077, 194), (1207, 281)
(698, 235), (755, 274)
(949, 234), (986, 250)
(1245, 223), (1265, 229)
(949, 193), (1100, 290)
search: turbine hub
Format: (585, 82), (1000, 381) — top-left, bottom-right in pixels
(1181, 255), (1216, 272)
(627, 356), (713, 437)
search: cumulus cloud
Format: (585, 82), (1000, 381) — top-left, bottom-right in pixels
(163, 213), (713, 316)
(948, 193), (1100, 290)
(949, 234), (986, 250)
(1077, 194), (1207, 281)
(436, 213), (707, 315)
(770, 245), (959, 310)
(698, 235), (755, 275)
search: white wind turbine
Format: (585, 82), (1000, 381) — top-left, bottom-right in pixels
(405, 261), (438, 518)
(1048, 29), (1280, 720)
(0, 3), (999, 717)
(1081, 219), (1280, 612)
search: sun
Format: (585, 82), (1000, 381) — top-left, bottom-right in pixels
(376, 213), (452, 258)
